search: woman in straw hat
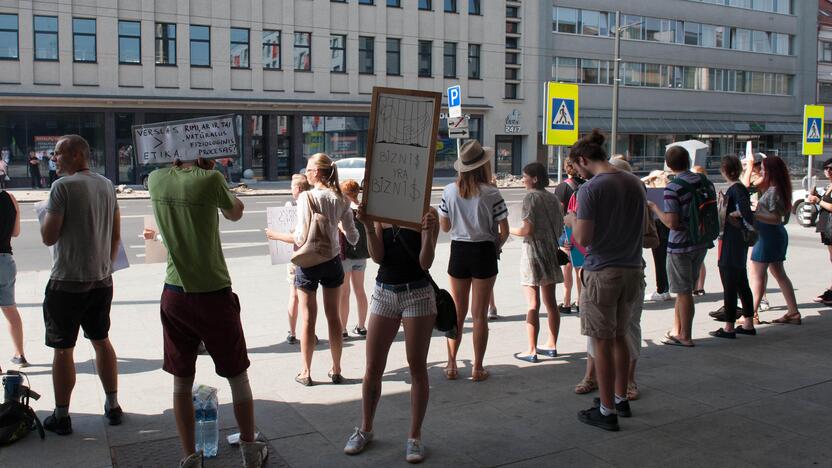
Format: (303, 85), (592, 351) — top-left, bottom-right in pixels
(439, 140), (509, 382)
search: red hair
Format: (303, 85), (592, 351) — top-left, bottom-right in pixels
(760, 156), (792, 208)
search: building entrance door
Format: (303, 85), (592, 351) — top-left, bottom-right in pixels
(495, 135), (522, 175)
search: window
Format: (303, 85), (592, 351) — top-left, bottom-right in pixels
(506, 22), (519, 34)
(118, 21), (140, 64)
(506, 6), (519, 18)
(359, 0), (374, 3)
(731, 28), (751, 51)
(468, 43), (481, 79)
(820, 83), (832, 103)
(581, 59), (599, 84)
(505, 83), (518, 99)
(644, 17), (661, 41)
(230, 28), (249, 68)
(386, 38), (401, 75)
(387, 0), (400, 6)
(701, 24), (724, 48)
(0, 14), (18, 60)
(263, 30), (281, 69)
(821, 42), (832, 63)
(359, 36), (374, 74)
(73, 19), (96, 62)
(190, 25), (210, 66)
(34, 16), (58, 61)
(469, 0), (481, 15)
(555, 56), (578, 83)
(773, 33), (790, 55)
(581, 10), (601, 36)
(683, 21), (700, 46)
(294, 32), (311, 71)
(656, 19), (676, 43)
(506, 36), (518, 50)
(624, 62), (643, 86)
(644, 63), (661, 87)
(418, 40), (431, 76)
(556, 8), (578, 34)
(505, 68), (519, 80)
(330, 34), (346, 72)
(443, 42), (456, 77)
(444, 0), (457, 13)
(155, 23), (176, 64)
(419, 0), (431, 10)
(505, 52), (518, 65)
(751, 30), (770, 53)
(621, 15), (643, 40)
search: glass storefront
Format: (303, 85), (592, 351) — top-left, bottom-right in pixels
(0, 111), (105, 187)
(302, 116), (369, 161)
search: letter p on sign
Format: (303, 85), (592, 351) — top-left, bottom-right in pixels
(447, 85), (462, 118)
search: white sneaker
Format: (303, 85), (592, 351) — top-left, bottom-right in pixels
(759, 297), (770, 311)
(644, 291), (672, 302)
(344, 427), (373, 455)
(488, 307), (499, 320)
(240, 440), (268, 468)
(406, 438), (425, 463)
(179, 451), (203, 468)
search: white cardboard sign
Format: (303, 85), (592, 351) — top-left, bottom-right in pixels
(132, 114), (239, 165)
(267, 205), (297, 265)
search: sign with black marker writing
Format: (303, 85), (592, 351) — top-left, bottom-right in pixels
(267, 205), (298, 265)
(132, 114), (239, 165)
(362, 87), (441, 229)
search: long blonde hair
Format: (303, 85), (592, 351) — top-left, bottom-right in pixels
(456, 163), (491, 199)
(309, 153), (343, 197)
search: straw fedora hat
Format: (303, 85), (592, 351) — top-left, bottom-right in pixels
(454, 140), (495, 173)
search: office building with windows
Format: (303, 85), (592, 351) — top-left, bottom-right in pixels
(545, 0), (816, 173)
(0, 0), (541, 186)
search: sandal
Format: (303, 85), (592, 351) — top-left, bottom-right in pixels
(772, 314), (802, 325)
(471, 368), (490, 382)
(574, 378), (597, 394)
(295, 373), (313, 387)
(661, 335), (694, 347)
(626, 382), (639, 401)
(328, 371), (344, 384)
(443, 367), (458, 381)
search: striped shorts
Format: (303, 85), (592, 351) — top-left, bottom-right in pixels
(370, 281), (437, 319)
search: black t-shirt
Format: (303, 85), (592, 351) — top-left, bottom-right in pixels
(718, 183), (754, 269)
(553, 177), (583, 214)
(376, 227), (424, 285)
(0, 191), (14, 254)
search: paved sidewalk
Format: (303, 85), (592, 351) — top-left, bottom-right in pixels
(2, 223), (831, 467)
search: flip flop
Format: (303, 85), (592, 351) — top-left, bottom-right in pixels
(513, 353), (539, 363)
(772, 315), (802, 325)
(661, 335), (694, 347)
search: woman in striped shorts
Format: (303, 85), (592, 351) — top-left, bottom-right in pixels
(343, 206), (440, 464)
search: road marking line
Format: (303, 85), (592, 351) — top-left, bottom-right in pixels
(220, 229), (262, 234)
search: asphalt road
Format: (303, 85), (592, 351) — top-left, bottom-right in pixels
(14, 188), (531, 273)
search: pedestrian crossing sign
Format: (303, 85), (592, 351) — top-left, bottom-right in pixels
(803, 105), (825, 155)
(543, 82), (579, 146)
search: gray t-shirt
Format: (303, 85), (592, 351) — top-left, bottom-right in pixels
(46, 171), (117, 282)
(576, 170), (646, 271)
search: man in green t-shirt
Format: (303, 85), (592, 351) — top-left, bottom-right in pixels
(148, 159), (267, 468)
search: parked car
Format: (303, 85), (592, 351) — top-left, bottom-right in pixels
(792, 188), (816, 227)
(334, 158), (366, 187)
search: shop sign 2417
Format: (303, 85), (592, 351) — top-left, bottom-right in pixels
(505, 110), (521, 134)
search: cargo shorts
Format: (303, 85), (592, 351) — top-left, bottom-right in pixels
(579, 267), (644, 340)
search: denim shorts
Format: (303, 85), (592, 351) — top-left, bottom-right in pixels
(667, 249), (707, 294)
(0, 254), (15, 307)
(295, 256), (345, 292)
(341, 258), (367, 273)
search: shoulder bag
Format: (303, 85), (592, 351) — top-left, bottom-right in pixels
(291, 192), (334, 268)
(394, 229), (458, 338)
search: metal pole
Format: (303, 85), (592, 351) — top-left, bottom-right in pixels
(557, 146), (563, 184)
(808, 155), (814, 192)
(610, 10), (621, 158)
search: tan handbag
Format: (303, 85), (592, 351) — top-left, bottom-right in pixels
(291, 192), (334, 268)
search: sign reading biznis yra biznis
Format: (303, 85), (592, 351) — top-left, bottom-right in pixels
(132, 114), (239, 165)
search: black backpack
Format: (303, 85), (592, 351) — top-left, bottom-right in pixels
(0, 372), (44, 445)
(345, 211), (370, 260)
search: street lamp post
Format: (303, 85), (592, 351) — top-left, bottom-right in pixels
(611, 11), (622, 158)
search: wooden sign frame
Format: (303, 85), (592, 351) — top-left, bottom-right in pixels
(360, 87), (441, 230)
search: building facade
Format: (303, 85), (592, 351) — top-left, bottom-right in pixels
(0, 0), (541, 187)
(818, 0), (832, 159)
(544, 0), (816, 174)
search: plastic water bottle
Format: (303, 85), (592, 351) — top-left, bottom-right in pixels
(202, 395), (219, 457)
(193, 385), (219, 457)
(193, 395), (205, 455)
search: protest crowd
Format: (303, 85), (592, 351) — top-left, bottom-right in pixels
(1, 129), (828, 467)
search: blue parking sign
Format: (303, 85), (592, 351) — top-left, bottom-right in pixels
(551, 98), (575, 131)
(448, 85), (461, 108)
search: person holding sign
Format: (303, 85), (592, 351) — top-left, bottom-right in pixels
(273, 153), (359, 386)
(439, 140), (509, 382)
(343, 205), (439, 463)
(148, 157), (269, 467)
